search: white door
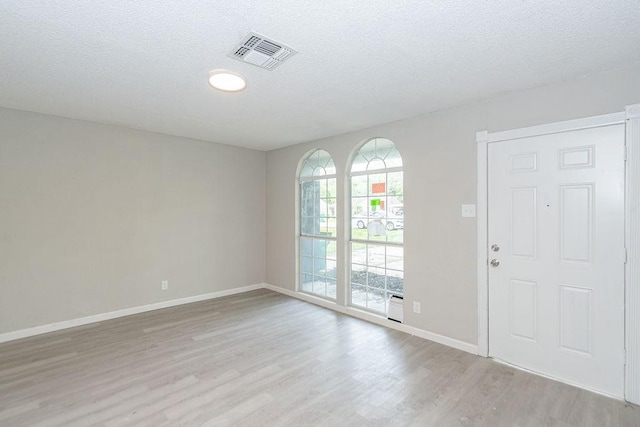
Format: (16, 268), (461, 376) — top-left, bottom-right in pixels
(488, 124), (625, 397)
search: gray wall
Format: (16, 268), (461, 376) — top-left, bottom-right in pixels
(0, 108), (266, 334)
(266, 63), (640, 345)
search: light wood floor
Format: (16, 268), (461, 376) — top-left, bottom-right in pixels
(1, 289), (638, 426)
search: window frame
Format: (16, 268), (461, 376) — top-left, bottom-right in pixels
(348, 138), (404, 314)
(297, 149), (338, 301)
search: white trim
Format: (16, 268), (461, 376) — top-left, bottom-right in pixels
(294, 180), (301, 293)
(476, 131), (489, 357)
(487, 112), (625, 143)
(344, 174), (353, 308)
(627, 104), (640, 120)
(350, 238), (403, 246)
(1, 280), (476, 357)
(299, 174), (337, 182)
(625, 103), (640, 405)
(299, 234), (338, 241)
(263, 283), (478, 355)
(350, 166), (404, 177)
(0, 284), (263, 344)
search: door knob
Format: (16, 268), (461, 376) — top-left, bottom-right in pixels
(490, 259), (500, 267)
(491, 244), (500, 252)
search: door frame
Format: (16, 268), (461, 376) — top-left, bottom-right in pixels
(476, 104), (640, 404)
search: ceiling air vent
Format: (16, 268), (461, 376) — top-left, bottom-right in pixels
(228, 32), (297, 70)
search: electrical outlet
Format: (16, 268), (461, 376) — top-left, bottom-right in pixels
(161, 280), (168, 291)
(413, 301), (421, 314)
(461, 204), (476, 218)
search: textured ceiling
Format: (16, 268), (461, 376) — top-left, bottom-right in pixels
(1, 1), (639, 151)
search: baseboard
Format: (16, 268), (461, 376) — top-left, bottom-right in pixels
(262, 283), (478, 355)
(0, 283), (264, 344)
(1, 282), (478, 355)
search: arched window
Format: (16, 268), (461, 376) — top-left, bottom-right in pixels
(298, 149), (337, 300)
(349, 138), (403, 313)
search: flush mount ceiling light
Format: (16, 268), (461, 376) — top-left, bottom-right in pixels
(208, 69), (246, 92)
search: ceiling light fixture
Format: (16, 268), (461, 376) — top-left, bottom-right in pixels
(208, 69), (246, 92)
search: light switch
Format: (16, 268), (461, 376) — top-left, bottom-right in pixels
(461, 204), (476, 218)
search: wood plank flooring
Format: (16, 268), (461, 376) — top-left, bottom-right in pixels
(1, 289), (638, 426)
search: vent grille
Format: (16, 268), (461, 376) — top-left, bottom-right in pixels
(234, 46), (250, 58)
(228, 32), (297, 70)
(245, 35), (261, 48)
(254, 40), (281, 56)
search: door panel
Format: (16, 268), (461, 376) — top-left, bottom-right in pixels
(559, 184), (593, 263)
(488, 124), (625, 397)
(509, 279), (537, 341)
(511, 187), (537, 258)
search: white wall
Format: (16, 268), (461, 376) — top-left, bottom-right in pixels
(0, 108), (266, 334)
(266, 63), (640, 345)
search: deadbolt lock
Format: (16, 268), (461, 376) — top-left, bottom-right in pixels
(491, 244), (500, 252)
